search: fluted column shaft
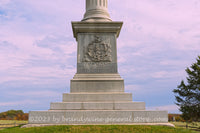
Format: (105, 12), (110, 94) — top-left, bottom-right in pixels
(82, 0), (111, 22)
(86, 0), (107, 11)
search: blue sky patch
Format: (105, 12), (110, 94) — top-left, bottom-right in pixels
(0, 9), (6, 15)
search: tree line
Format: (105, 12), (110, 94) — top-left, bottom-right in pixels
(0, 110), (28, 120)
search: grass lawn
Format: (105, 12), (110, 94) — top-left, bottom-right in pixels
(171, 122), (200, 132)
(0, 125), (198, 133)
(0, 121), (199, 133)
(0, 120), (27, 129)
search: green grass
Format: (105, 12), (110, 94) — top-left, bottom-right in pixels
(0, 120), (27, 129)
(0, 120), (28, 124)
(0, 125), (198, 133)
(0, 121), (199, 133)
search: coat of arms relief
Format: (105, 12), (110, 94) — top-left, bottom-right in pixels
(84, 36), (112, 62)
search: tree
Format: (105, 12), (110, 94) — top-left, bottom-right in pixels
(173, 56), (200, 122)
(0, 110), (28, 120)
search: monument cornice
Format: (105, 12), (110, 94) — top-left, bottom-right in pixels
(71, 21), (123, 40)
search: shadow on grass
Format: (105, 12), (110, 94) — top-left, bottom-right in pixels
(0, 124), (26, 130)
(173, 123), (200, 132)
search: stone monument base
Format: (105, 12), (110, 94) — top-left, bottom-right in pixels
(29, 110), (168, 124)
(28, 92), (169, 125)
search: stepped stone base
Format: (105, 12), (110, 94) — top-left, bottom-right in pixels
(62, 93), (132, 102)
(28, 91), (168, 125)
(50, 102), (145, 110)
(28, 74), (169, 125)
(70, 74), (124, 92)
(29, 110), (168, 124)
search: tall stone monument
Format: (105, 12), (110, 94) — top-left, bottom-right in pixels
(28, 0), (171, 126)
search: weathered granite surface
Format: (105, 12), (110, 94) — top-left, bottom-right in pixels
(70, 74), (124, 92)
(29, 110), (168, 124)
(50, 102), (145, 110)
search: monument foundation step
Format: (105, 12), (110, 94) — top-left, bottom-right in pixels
(63, 93), (132, 102)
(29, 110), (168, 124)
(70, 80), (124, 92)
(50, 102), (145, 110)
(71, 74), (124, 92)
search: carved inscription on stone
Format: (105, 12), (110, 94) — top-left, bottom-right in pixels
(84, 36), (112, 62)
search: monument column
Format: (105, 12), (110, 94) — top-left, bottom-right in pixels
(27, 0), (169, 126)
(83, 0), (111, 21)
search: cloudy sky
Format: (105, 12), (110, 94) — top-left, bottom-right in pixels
(0, 0), (200, 113)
